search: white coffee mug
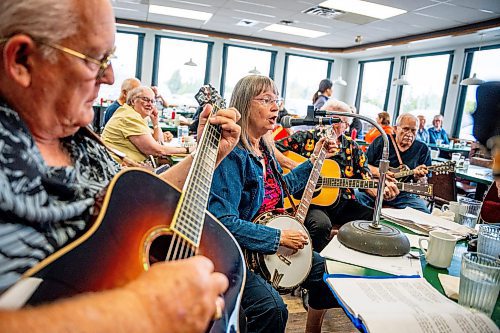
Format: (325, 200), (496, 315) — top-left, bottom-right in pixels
(442, 201), (460, 222)
(419, 231), (457, 268)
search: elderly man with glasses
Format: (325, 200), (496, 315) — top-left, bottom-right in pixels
(101, 85), (194, 165)
(356, 113), (432, 213)
(0, 0), (242, 332)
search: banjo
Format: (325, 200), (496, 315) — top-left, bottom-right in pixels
(249, 140), (328, 292)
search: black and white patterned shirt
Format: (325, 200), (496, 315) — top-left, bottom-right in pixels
(0, 101), (120, 293)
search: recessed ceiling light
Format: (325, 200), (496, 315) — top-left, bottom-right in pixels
(263, 24), (327, 38)
(319, 0), (406, 19)
(149, 5), (213, 22)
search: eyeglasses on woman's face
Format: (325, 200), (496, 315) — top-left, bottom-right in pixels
(253, 96), (283, 107)
(136, 96), (155, 104)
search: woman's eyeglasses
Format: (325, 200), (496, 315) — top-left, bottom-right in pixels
(253, 97), (283, 106)
(137, 96), (155, 104)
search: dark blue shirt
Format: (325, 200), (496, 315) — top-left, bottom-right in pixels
(103, 100), (122, 125)
(367, 135), (431, 180)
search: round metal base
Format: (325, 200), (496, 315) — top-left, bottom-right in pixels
(337, 220), (410, 257)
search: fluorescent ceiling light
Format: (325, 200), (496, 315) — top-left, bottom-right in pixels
(149, 5), (213, 22)
(319, 0), (406, 19)
(113, 7), (140, 12)
(365, 44), (392, 51)
(229, 39), (272, 47)
(234, 9), (275, 18)
(263, 24), (327, 38)
(409, 35), (451, 44)
(161, 29), (209, 38)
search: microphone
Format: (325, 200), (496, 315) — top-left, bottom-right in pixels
(280, 116), (339, 128)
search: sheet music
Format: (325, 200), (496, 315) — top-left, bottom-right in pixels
(325, 276), (498, 333)
(321, 236), (423, 277)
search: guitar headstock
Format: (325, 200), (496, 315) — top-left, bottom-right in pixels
(195, 84), (226, 111)
(432, 161), (456, 175)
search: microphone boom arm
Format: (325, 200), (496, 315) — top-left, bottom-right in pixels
(320, 111), (389, 229)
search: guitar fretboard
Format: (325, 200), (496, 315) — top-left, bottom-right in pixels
(172, 104), (223, 247)
(319, 178), (433, 197)
(295, 148), (327, 223)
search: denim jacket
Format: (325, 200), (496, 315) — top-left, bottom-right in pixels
(208, 144), (313, 254)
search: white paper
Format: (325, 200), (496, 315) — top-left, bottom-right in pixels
(382, 207), (476, 238)
(321, 237), (423, 277)
(326, 276), (498, 333)
(0, 277), (42, 310)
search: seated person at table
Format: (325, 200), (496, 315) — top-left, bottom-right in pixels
(101, 86), (195, 164)
(275, 100), (399, 252)
(103, 77), (140, 125)
(0, 0), (242, 330)
(428, 114), (450, 145)
(208, 75), (338, 333)
(364, 111), (393, 144)
(416, 115), (430, 144)
(357, 113), (431, 213)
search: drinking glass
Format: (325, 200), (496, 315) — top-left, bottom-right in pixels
(458, 252), (500, 317)
(457, 198), (482, 228)
(478, 225), (500, 258)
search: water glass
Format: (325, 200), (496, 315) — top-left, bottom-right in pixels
(457, 198), (482, 228)
(478, 225), (500, 258)
(458, 252), (500, 317)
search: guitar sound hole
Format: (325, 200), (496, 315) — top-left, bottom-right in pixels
(148, 234), (173, 265)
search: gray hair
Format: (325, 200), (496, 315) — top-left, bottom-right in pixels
(321, 98), (353, 125)
(433, 114), (444, 122)
(120, 78), (141, 99)
(229, 75), (279, 152)
(396, 113), (419, 127)
(0, 0), (78, 61)
(126, 86), (154, 105)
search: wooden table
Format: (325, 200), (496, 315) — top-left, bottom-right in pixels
(325, 220), (499, 327)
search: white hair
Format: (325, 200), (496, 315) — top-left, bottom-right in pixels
(126, 86), (154, 104)
(0, 0), (78, 61)
(396, 113), (419, 128)
(321, 98), (353, 125)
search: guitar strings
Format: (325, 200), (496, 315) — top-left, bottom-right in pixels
(165, 234), (196, 261)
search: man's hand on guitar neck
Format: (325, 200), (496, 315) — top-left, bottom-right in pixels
(413, 164), (429, 178)
(365, 179), (400, 201)
(197, 104), (241, 166)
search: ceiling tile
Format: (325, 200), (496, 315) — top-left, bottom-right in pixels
(415, 3), (497, 24)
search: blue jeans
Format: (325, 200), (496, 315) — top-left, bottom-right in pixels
(242, 252), (337, 333)
(355, 190), (430, 213)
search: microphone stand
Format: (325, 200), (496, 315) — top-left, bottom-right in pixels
(319, 110), (410, 256)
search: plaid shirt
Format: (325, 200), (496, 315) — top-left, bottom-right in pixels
(275, 130), (371, 200)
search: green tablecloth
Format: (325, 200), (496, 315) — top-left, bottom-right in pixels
(325, 220), (499, 326)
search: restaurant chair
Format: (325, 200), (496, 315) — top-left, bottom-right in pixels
(427, 171), (458, 211)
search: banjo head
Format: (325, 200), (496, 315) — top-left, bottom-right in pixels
(258, 214), (313, 292)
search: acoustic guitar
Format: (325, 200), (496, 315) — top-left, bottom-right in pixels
(282, 151), (433, 208)
(22, 85), (246, 333)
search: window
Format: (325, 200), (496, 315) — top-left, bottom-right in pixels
(396, 52), (453, 123)
(153, 36), (212, 106)
(355, 59), (394, 122)
(282, 54), (332, 117)
(455, 45), (500, 140)
(220, 45), (276, 102)
(98, 31), (143, 101)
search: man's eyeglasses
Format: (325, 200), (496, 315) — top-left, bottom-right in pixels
(253, 97), (283, 106)
(400, 126), (417, 134)
(0, 37), (115, 80)
(137, 96), (155, 104)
